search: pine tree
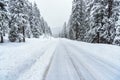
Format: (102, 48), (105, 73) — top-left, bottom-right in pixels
(113, 0), (120, 45)
(113, 26), (120, 46)
(8, 0), (28, 42)
(100, 0), (120, 44)
(84, 0), (119, 44)
(26, 2), (33, 38)
(68, 0), (86, 41)
(30, 3), (41, 38)
(28, 2), (51, 38)
(34, 3), (43, 35)
(0, 0), (51, 43)
(83, 0), (94, 42)
(0, 1), (7, 43)
(84, 0), (106, 43)
(41, 19), (52, 36)
(60, 22), (67, 38)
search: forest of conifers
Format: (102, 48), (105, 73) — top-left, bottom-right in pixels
(60, 0), (120, 46)
(0, 0), (51, 43)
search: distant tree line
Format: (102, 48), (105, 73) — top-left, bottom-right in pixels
(60, 0), (120, 46)
(0, 0), (52, 43)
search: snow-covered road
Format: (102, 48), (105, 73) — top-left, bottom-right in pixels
(0, 38), (120, 80)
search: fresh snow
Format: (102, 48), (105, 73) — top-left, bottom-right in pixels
(0, 37), (120, 80)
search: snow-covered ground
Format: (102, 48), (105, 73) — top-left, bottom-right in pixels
(0, 37), (120, 80)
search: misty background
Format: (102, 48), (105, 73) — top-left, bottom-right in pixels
(28, 0), (72, 28)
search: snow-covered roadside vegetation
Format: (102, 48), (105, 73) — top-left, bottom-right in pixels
(60, 0), (120, 46)
(0, 0), (52, 43)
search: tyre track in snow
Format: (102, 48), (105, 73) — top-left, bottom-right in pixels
(18, 41), (54, 80)
(62, 41), (95, 80)
(16, 41), (55, 80)
(62, 39), (120, 80)
(44, 40), (84, 80)
(2, 40), (55, 80)
(68, 40), (120, 71)
(17, 39), (59, 80)
(2, 38), (120, 80)
(65, 48), (85, 80)
(63, 45), (97, 80)
(42, 44), (58, 80)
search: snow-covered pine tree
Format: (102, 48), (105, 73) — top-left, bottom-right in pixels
(96, 0), (120, 44)
(8, 0), (29, 42)
(28, 3), (51, 38)
(29, 3), (41, 38)
(44, 22), (49, 35)
(68, 0), (86, 41)
(113, 26), (120, 46)
(84, 0), (106, 43)
(60, 22), (67, 38)
(4, 0), (9, 35)
(23, 0), (31, 38)
(40, 17), (46, 34)
(40, 18), (46, 34)
(112, 0), (120, 45)
(83, 0), (94, 42)
(33, 3), (43, 35)
(47, 26), (52, 36)
(0, 0), (7, 43)
(99, 0), (115, 44)
(84, 0), (120, 44)
(41, 19), (52, 36)
(66, 15), (72, 39)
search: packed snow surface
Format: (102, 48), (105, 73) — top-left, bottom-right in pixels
(0, 37), (120, 80)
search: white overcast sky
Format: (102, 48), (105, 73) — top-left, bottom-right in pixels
(28, 0), (72, 28)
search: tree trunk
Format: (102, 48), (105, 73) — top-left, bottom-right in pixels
(23, 26), (25, 42)
(97, 32), (100, 43)
(19, 38), (21, 42)
(75, 24), (79, 40)
(0, 35), (3, 43)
